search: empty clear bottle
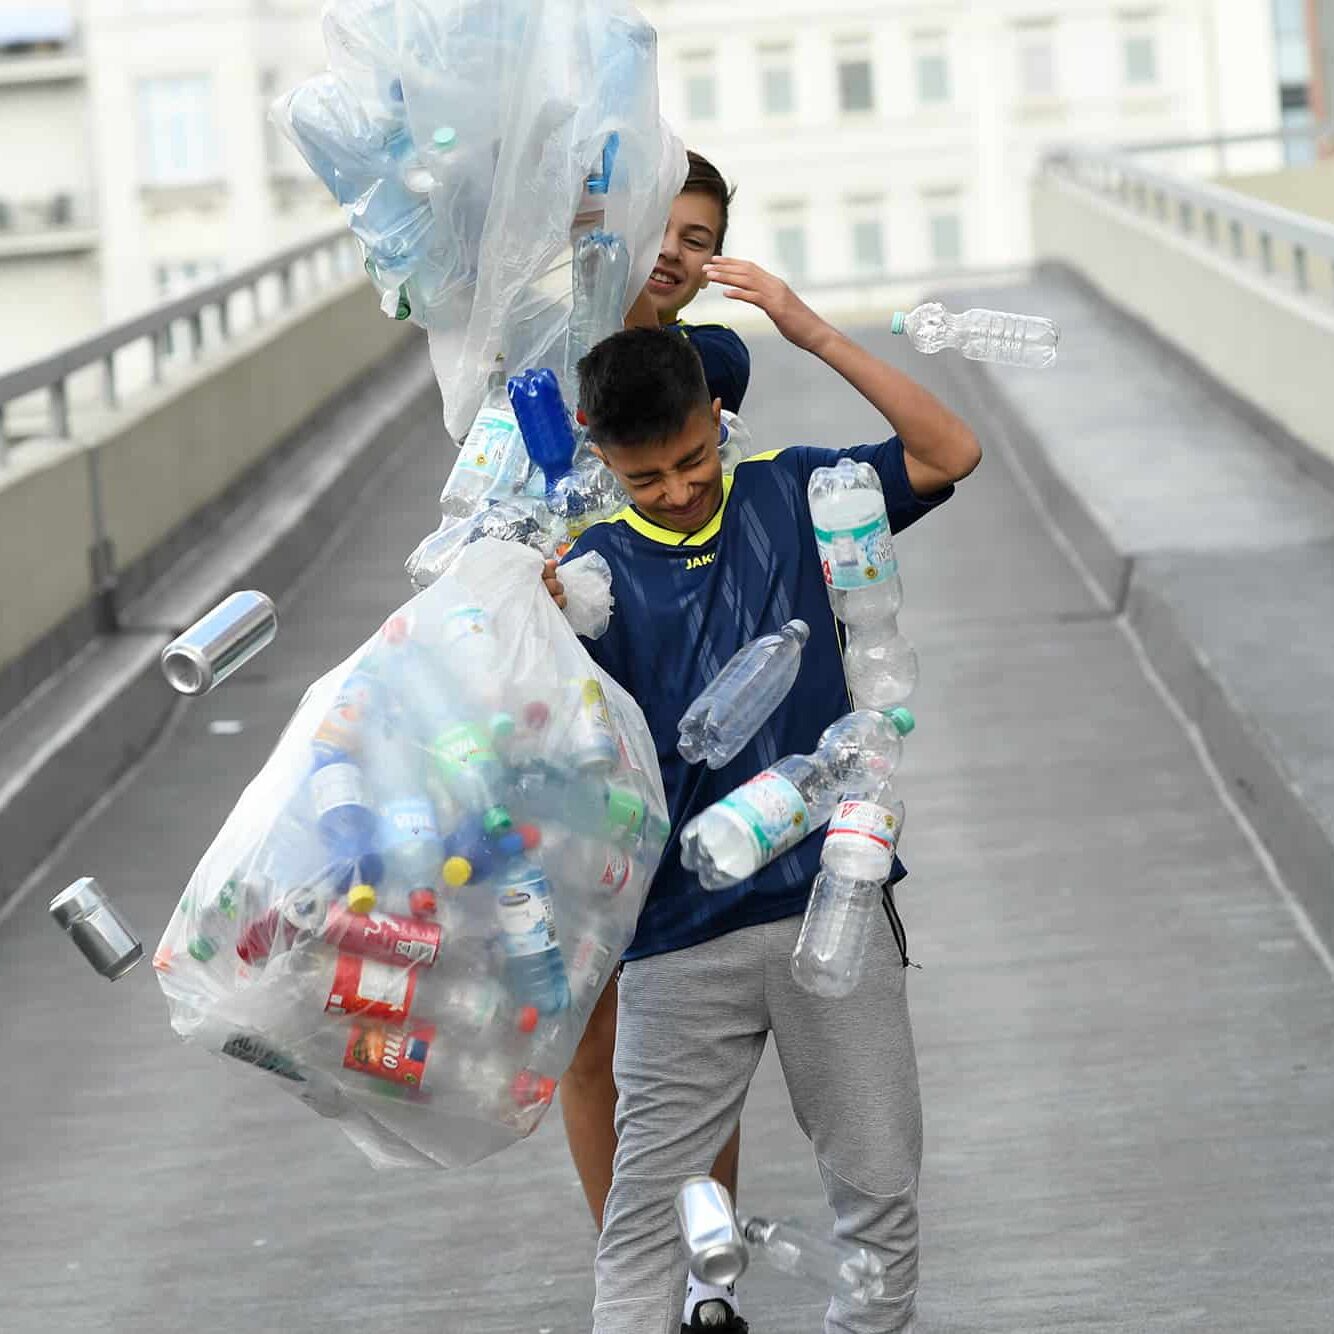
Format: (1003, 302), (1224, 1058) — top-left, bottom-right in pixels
(680, 709), (914, 890)
(439, 358), (530, 523)
(891, 301), (1059, 369)
(678, 620), (811, 769)
(741, 1215), (886, 1308)
(717, 411), (755, 474)
(843, 621), (919, 710)
(566, 229), (630, 385)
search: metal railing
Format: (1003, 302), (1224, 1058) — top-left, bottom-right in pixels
(1043, 126), (1334, 308)
(0, 225), (359, 464)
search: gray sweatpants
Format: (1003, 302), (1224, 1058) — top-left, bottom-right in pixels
(593, 910), (922, 1334)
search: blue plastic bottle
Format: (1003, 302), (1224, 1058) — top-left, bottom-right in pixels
(310, 755), (384, 891)
(508, 369), (578, 495)
(494, 861), (569, 1015)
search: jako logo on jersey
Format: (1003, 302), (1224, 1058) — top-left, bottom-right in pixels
(685, 553), (716, 571)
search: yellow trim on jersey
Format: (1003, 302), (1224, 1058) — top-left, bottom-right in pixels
(580, 451), (782, 546)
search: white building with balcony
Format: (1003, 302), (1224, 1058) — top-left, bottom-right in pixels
(640, 0), (1283, 307)
(0, 0), (338, 372)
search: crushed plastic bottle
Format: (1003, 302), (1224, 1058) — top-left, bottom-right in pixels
(679, 709), (915, 890)
(891, 301), (1059, 369)
(509, 368), (579, 496)
(678, 621), (810, 769)
(566, 228), (630, 384)
(808, 459), (918, 708)
(717, 411), (756, 474)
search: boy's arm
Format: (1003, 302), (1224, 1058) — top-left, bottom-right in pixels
(704, 258), (981, 496)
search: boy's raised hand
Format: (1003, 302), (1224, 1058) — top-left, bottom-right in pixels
(542, 558), (567, 609)
(704, 258), (830, 353)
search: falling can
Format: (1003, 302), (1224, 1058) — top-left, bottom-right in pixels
(675, 1176), (750, 1287)
(49, 877), (143, 980)
(160, 590), (278, 696)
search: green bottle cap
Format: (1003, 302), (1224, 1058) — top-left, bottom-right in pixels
(891, 311), (907, 335)
(489, 712), (516, 741)
(483, 806), (513, 835)
(394, 286), (411, 321)
(433, 126), (457, 150)
(886, 707), (915, 736)
(187, 937), (217, 963)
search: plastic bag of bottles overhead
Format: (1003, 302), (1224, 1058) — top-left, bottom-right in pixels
(153, 539), (668, 1169)
(273, 0), (686, 440)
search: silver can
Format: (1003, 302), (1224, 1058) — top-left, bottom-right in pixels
(49, 877), (143, 980)
(675, 1176), (749, 1287)
(160, 590), (277, 696)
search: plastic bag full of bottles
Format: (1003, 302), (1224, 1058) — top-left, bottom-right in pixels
(154, 539), (669, 1170)
(272, 0), (686, 442)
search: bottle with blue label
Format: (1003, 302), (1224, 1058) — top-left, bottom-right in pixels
(493, 862), (569, 1015)
(679, 708), (915, 890)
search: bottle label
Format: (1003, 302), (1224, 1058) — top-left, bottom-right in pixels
(497, 879), (559, 958)
(569, 934), (612, 1004)
(441, 606), (491, 651)
(825, 801), (901, 853)
(716, 771), (810, 862)
(435, 722), (496, 775)
(343, 1021), (434, 1089)
(454, 409), (524, 488)
(814, 514), (898, 590)
(379, 796), (440, 849)
(310, 762), (367, 816)
(323, 903), (442, 967)
(324, 951), (417, 1024)
(599, 851), (632, 895)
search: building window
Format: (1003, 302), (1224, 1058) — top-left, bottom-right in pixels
(1016, 24), (1056, 98)
(852, 218), (885, 274)
(1120, 13), (1159, 88)
(915, 35), (950, 105)
(929, 212), (962, 267)
(836, 38), (875, 113)
(138, 76), (219, 185)
(770, 203), (808, 283)
(682, 51), (717, 122)
(759, 43), (796, 116)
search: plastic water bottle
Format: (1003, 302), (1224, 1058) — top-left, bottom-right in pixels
(740, 1215), (886, 1308)
(439, 359), (530, 523)
(362, 709), (444, 910)
(808, 459), (918, 708)
(494, 861), (569, 1015)
(679, 709), (914, 890)
(717, 412), (756, 474)
(678, 620), (810, 769)
(508, 368), (579, 498)
(891, 301), (1059, 369)
(373, 617), (513, 831)
(808, 459), (903, 625)
(309, 756), (384, 892)
(566, 229), (630, 382)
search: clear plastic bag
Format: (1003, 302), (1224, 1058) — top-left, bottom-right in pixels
(155, 539), (666, 1169)
(273, 0), (685, 437)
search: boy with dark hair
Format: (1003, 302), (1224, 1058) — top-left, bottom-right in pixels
(545, 259), (980, 1334)
(559, 152), (750, 1331)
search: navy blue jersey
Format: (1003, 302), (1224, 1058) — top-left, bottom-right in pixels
(676, 322), (750, 413)
(563, 441), (951, 961)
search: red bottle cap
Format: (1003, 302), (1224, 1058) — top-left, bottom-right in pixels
(408, 889), (438, 919)
(516, 1005), (540, 1035)
(517, 823), (542, 852)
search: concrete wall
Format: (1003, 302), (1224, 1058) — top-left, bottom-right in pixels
(1031, 171), (1334, 471)
(0, 278), (418, 679)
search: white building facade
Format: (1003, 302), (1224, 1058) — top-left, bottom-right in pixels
(639, 0), (1282, 295)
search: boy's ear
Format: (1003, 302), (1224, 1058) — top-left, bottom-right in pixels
(711, 398), (723, 431)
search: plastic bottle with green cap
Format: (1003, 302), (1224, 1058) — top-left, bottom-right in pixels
(890, 301), (1059, 369)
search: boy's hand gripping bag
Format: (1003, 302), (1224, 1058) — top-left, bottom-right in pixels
(154, 540), (666, 1169)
